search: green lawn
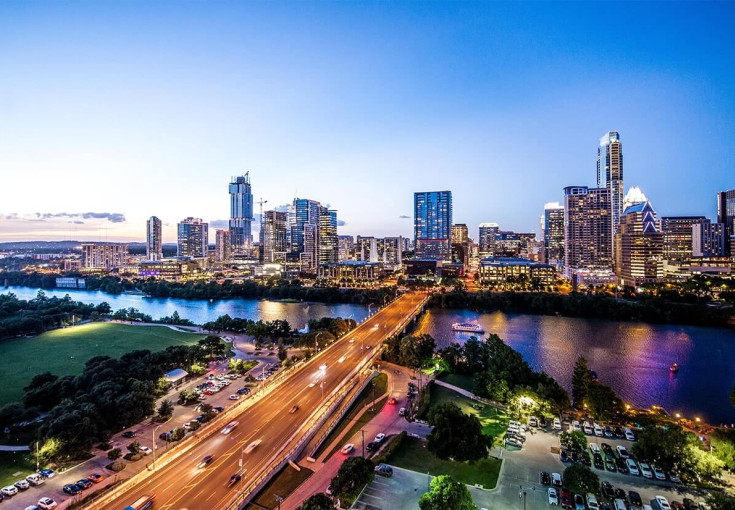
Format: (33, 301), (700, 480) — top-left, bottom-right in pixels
(429, 384), (509, 441)
(0, 322), (205, 406)
(385, 436), (501, 489)
(314, 373), (388, 460)
(0, 450), (36, 487)
(246, 463), (313, 509)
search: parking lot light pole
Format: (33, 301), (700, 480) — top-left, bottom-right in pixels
(152, 425), (162, 470)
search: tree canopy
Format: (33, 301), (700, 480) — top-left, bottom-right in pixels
(426, 402), (492, 462)
(418, 475), (476, 510)
(330, 457), (374, 502)
(296, 493), (336, 510)
(562, 463), (599, 495)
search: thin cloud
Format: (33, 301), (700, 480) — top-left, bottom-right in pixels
(32, 212), (126, 223)
(398, 215), (411, 219)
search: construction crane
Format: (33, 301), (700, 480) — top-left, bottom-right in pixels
(255, 197), (268, 241)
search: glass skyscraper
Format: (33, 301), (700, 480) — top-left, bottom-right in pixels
(177, 217), (208, 258)
(414, 190), (452, 259)
(146, 216), (162, 261)
(597, 132), (624, 253)
(717, 189), (735, 256)
(229, 173), (254, 256)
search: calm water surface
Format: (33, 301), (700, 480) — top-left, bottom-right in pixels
(5, 286), (735, 424)
(417, 309), (735, 425)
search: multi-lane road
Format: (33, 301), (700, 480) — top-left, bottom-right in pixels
(102, 291), (427, 510)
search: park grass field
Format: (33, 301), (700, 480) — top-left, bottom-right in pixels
(0, 322), (205, 406)
(429, 384), (509, 440)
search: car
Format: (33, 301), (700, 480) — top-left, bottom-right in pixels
(159, 431), (171, 440)
(604, 426), (614, 438)
(326, 485), (333, 496)
(214, 406), (224, 412)
(561, 450), (570, 463)
(593, 453), (604, 470)
(506, 436), (523, 448)
(139, 446), (152, 455)
(366, 441), (378, 452)
(387, 397), (397, 405)
(624, 427), (636, 441)
(399, 407), (406, 416)
(75, 479), (92, 490)
(668, 472), (681, 483)
(375, 464), (393, 477)
(670, 502), (685, 510)
(616, 445), (629, 458)
(38, 497), (58, 509)
(549, 487), (559, 506)
(629, 491), (643, 506)
(62, 484), (81, 495)
(639, 462), (653, 478)
(652, 465), (666, 480)
(574, 494), (586, 510)
(88, 473), (104, 484)
(580, 452), (592, 466)
(183, 422), (192, 430)
(626, 458), (640, 475)
(197, 454), (215, 468)
(682, 499), (697, 510)
(594, 423), (604, 437)
(122, 430), (137, 438)
(601, 442), (614, 457)
(654, 496), (672, 510)
(38, 469), (54, 479)
(600, 482), (614, 499)
(229, 394), (240, 400)
(616, 457), (629, 473)
(289, 405), (299, 414)
(587, 493), (600, 510)
(539, 416), (548, 427)
(552, 472), (562, 487)
(226, 473), (242, 488)
(614, 500), (627, 510)
(365, 344), (372, 349)
(195, 414), (205, 422)
(540, 471), (551, 485)
(15, 480), (30, 490)
(572, 420), (581, 431)
(614, 426), (625, 438)
(2, 485), (19, 497)
(561, 489), (573, 509)
(341, 443), (354, 454)
(554, 417), (562, 430)
(605, 458), (617, 472)
(583, 421), (594, 435)
(529, 416), (538, 427)
(244, 440), (262, 454)
(374, 433), (386, 443)
(237, 387), (250, 395)
(615, 488), (627, 501)
(26, 474), (44, 486)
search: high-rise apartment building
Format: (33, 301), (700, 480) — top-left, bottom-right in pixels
(597, 132), (624, 242)
(661, 216), (706, 262)
(717, 189), (735, 256)
(692, 220), (726, 258)
(356, 236), (404, 265)
(260, 210), (287, 264)
(478, 223), (500, 256)
(338, 235), (355, 261)
(564, 186), (613, 275)
(543, 203), (564, 268)
(414, 191), (452, 259)
(146, 216), (163, 261)
(229, 174), (254, 256)
(177, 217), (208, 258)
(318, 209), (338, 265)
(215, 229), (231, 262)
(614, 201), (663, 287)
(286, 198), (337, 271)
(81, 243), (129, 269)
(451, 224), (469, 245)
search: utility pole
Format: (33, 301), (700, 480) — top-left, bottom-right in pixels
(275, 495), (283, 510)
(361, 430), (365, 458)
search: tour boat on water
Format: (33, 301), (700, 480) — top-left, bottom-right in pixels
(670, 363), (679, 373)
(452, 322), (485, 334)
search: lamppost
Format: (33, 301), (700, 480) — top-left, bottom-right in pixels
(519, 485), (534, 510)
(152, 425), (162, 470)
(315, 331), (326, 352)
(361, 430), (365, 458)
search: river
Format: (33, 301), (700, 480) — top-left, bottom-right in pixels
(4, 286), (735, 424)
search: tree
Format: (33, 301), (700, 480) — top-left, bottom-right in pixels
(107, 448), (122, 461)
(630, 424), (689, 473)
(157, 399), (174, 418)
(586, 382), (625, 421)
(571, 356), (592, 409)
(426, 402), (492, 462)
(706, 491), (735, 510)
(562, 463), (599, 495)
(296, 493), (336, 510)
(330, 457), (374, 501)
(278, 340), (288, 362)
(560, 431), (588, 453)
(419, 475), (476, 510)
(709, 428), (735, 470)
(684, 445), (724, 480)
(127, 441), (140, 455)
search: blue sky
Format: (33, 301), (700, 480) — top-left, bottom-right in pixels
(1, 1), (734, 242)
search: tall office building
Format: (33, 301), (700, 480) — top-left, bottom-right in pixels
(661, 216), (706, 262)
(229, 174), (254, 256)
(692, 220), (726, 258)
(543, 203), (565, 268)
(177, 217), (208, 258)
(146, 216), (163, 261)
(318, 208), (339, 265)
(414, 190), (452, 259)
(717, 189), (735, 256)
(597, 132), (624, 251)
(614, 201), (663, 287)
(478, 223), (500, 256)
(451, 224), (469, 245)
(338, 235), (355, 261)
(564, 186), (613, 275)
(260, 210), (287, 264)
(215, 229), (231, 262)
(81, 243), (129, 269)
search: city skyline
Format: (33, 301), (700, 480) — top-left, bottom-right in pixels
(2, 2), (735, 242)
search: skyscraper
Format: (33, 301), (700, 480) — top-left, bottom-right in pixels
(259, 210), (287, 264)
(543, 203), (564, 268)
(146, 216), (163, 261)
(692, 220), (726, 258)
(564, 186), (613, 275)
(717, 189), (735, 255)
(229, 174), (254, 256)
(177, 217), (208, 258)
(478, 223), (500, 257)
(614, 201), (663, 287)
(318, 208), (338, 265)
(597, 132), (624, 249)
(215, 229), (231, 262)
(661, 216), (706, 262)
(414, 190), (452, 259)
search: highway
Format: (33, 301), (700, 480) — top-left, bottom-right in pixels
(102, 291), (427, 510)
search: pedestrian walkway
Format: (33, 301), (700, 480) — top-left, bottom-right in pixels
(0, 444), (30, 451)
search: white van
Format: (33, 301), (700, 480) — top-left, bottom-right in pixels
(624, 427), (636, 441)
(553, 417), (561, 430)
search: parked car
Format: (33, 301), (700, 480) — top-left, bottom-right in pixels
(554, 417), (562, 430)
(652, 496), (672, 510)
(14, 480), (30, 491)
(122, 430), (136, 438)
(616, 457), (629, 473)
(594, 423), (604, 437)
(604, 426), (614, 438)
(139, 446), (152, 455)
(374, 433), (386, 443)
(506, 436), (522, 448)
(38, 469), (55, 479)
(237, 387), (250, 395)
(639, 462), (653, 479)
(1, 486), (19, 497)
(629, 491), (643, 506)
(399, 407), (406, 416)
(552, 472), (562, 487)
(26, 474), (44, 486)
(574, 494), (586, 510)
(600, 482), (614, 499)
(38, 497), (58, 509)
(540, 471), (551, 485)
(529, 416), (538, 427)
(652, 465), (666, 480)
(229, 394), (240, 400)
(561, 490), (573, 509)
(583, 421), (594, 435)
(341, 443), (354, 454)
(593, 453), (604, 470)
(587, 493), (600, 510)
(374, 464), (393, 477)
(548, 487), (559, 506)
(572, 420), (581, 431)
(624, 427), (636, 441)
(75, 479), (92, 490)
(627, 458), (640, 475)
(616, 445), (629, 458)
(88, 473), (104, 484)
(614, 488), (627, 501)
(62, 484), (81, 496)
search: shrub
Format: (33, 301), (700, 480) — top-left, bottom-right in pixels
(373, 431), (406, 465)
(123, 452), (144, 462)
(107, 448), (122, 461)
(97, 442), (112, 451)
(105, 461), (126, 472)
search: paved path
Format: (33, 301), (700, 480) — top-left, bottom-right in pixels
(0, 444), (30, 451)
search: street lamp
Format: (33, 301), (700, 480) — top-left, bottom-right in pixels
(315, 331), (326, 352)
(152, 425), (162, 470)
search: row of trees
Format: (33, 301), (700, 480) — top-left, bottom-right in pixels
(202, 314), (293, 341)
(571, 356), (625, 420)
(431, 289), (732, 327)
